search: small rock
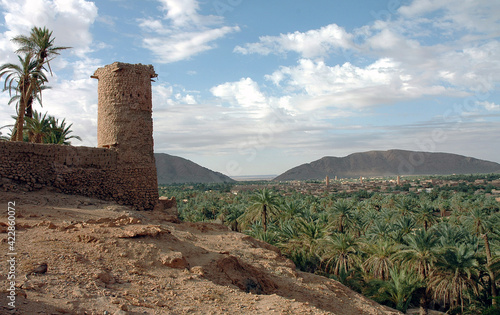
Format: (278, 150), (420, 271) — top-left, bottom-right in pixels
(160, 252), (189, 269)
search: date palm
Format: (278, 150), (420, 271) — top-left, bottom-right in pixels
(24, 110), (51, 143)
(47, 116), (82, 145)
(391, 216), (416, 244)
(463, 207), (499, 305)
(367, 265), (424, 313)
(413, 201), (438, 231)
(279, 218), (326, 272)
(362, 240), (397, 280)
(320, 232), (360, 276)
(242, 188), (280, 232)
(328, 199), (353, 234)
(365, 219), (392, 242)
(0, 53), (47, 141)
(428, 244), (480, 313)
(12, 26), (70, 118)
(398, 229), (439, 314)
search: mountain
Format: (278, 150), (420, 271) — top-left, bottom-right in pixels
(274, 149), (500, 181)
(155, 153), (235, 184)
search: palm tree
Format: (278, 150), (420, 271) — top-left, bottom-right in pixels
(0, 53), (47, 141)
(12, 26), (70, 118)
(47, 116), (82, 145)
(397, 229), (440, 315)
(367, 265), (424, 313)
(391, 216), (416, 244)
(320, 232), (361, 276)
(328, 199), (353, 234)
(428, 244), (480, 313)
(365, 219), (393, 242)
(395, 195), (416, 217)
(24, 110), (51, 143)
(279, 218), (326, 272)
(434, 222), (468, 248)
(413, 200), (438, 231)
(241, 188), (281, 232)
(464, 207), (499, 305)
(362, 240), (397, 280)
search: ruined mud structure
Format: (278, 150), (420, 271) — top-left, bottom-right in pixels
(0, 62), (159, 210)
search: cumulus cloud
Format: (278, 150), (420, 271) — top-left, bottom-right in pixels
(139, 0), (240, 63)
(0, 0), (98, 59)
(234, 24), (353, 59)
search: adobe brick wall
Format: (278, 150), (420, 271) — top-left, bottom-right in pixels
(0, 62), (160, 210)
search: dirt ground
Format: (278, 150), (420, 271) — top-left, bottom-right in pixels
(0, 188), (401, 314)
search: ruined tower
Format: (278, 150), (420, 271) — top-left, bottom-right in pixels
(92, 62), (159, 210)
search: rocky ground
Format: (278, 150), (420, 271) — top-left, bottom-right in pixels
(0, 188), (401, 314)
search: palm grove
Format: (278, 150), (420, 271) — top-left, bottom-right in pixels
(0, 26), (80, 144)
(161, 180), (500, 314)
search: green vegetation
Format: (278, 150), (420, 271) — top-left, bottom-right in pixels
(160, 178), (500, 314)
(3, 110), (82, 144)
(0, 26), (72, 142)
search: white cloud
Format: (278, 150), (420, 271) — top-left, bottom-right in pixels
(158, 0), (222, 27)
(0, 0), (98, 58)
(211, 78), (266, 108)
(143, 25), (240, 63)
(398, 0), (500, 34)
(477, 101), (500, 111)
(139, 0), (240, 63)
(234, 24), (353, 59)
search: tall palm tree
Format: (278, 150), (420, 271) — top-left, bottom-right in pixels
(320, 232), (361, 276)
(12, 26), (70, 118)
(241, 188), (281, 232)
(413, 200), (438, 231)
(428, 244), (480, 313)
(397, 229), (440, 315)
(362, 240), (397, 280)
(464, 207), (499, 305)
(328, 199), (353, 234)
(0, 53), (47, 141)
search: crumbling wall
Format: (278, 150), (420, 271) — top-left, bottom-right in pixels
(0, 62), (160, 210)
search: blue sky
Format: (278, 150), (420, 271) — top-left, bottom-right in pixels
(1, 0), (499, 176)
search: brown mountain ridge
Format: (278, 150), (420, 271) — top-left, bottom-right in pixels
(155, 153), (235, 184)
(274, 149), (500, 181)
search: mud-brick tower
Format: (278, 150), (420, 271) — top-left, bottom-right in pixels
(92, 62), (159, 210)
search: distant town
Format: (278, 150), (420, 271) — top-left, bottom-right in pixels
(230, 174), (500, 201)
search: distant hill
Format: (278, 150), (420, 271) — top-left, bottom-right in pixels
(155, 153), (235, 184)
(274, 149), (500, 181)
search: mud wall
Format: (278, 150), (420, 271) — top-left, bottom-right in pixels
(0, 141), (157, 210)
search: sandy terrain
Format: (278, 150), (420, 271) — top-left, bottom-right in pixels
(0, 188), (400, 314)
